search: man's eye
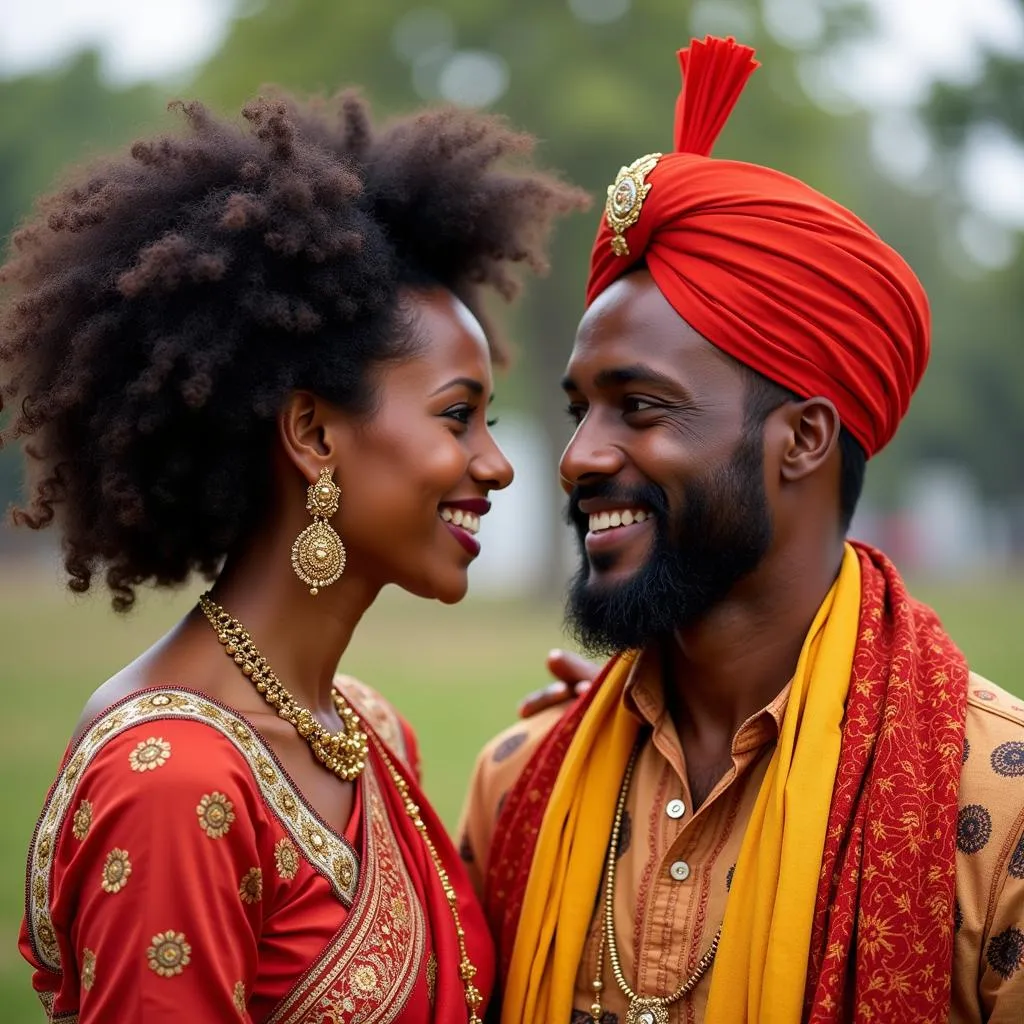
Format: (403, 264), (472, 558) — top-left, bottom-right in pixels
(565, 403), (586, 425)
(624, 397), (656, 414)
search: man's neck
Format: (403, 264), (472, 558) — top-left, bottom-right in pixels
(664, 538), (846, 754)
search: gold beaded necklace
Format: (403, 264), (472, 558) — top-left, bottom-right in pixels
(199, 594), (484, 1020)
(590, 740), (721, 1024)
(198, 594), (368, 782)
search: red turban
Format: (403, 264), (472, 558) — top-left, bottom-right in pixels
(586, 36), (930, 457)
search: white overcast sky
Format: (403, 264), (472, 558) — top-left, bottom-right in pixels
(1, 0), (1022, 228)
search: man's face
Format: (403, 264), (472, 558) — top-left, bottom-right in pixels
(560, 269), (774, 653)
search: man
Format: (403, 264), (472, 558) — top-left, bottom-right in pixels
(460, 35), (1024, 1024)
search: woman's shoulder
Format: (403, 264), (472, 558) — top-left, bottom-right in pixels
(41, 690), (276, 843)
(69, 687), (270, 778)
(36, 689), (315, 865)
(29, 689), (362, 931)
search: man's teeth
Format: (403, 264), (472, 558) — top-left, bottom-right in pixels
(440, 508), (481, 535)
(588, 508), (649, 533)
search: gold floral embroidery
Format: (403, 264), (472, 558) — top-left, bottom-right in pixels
(351, 963), (379, 996)
(36, 832), (52, 866)
(196, 792), (235, 839)
(72, 799), (93, 840)
(95, 713), (124, 737)
(101, 848), (131, 894)
(233, 980), (246, 1014)
(302, 821), (327, 857)
(230, 721), (253, 749)
(239, 867), (263, 904)
(81, 948), (97, 991)
(391, 896), (409, 926)
(147, 930), (191, 977)
(129, 736), (171, 772)
(197, 701), (223, 722)
(426, 951), (438, 1006)
(275, 837), (299, 880)
(277, 791), (299, 820)
(66, 752), (85, 782)
(145, 692), (190, 710)
(36, 918), (58, 955)
(333, 854), (355, 889)
(33, 875), (46, 907)
(255, 756), (277, 784)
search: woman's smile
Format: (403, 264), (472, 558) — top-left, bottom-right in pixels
(439, 498), (491, 557)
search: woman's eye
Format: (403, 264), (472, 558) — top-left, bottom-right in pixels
(442, 404), (475, 426)
(486, 417), (499, 428)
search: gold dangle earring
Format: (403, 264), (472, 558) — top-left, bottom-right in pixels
(291, 468), (346, 595)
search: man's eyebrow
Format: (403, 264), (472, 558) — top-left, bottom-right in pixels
(562, 365), (681, 392)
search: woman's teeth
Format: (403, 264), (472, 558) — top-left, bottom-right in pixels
(588, 508), (649, 533)
(440, 508), (481, 535)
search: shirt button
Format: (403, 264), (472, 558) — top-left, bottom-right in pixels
(669, 860), (690, 882)
(666, 799), (686, 819)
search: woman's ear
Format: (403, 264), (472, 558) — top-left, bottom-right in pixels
(775, 396), (841, 483)
(277, 391), (334, 484)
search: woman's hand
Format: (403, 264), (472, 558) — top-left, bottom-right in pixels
(518, 649), (600, 719)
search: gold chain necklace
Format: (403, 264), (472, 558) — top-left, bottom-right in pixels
(591, 740), (721, 1024)
(200, 594), (483, 1019)
(369, 730), (484, 1022)
(198, 594), (368, 782)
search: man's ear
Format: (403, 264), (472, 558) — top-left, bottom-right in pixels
(773, 396), (840, 483)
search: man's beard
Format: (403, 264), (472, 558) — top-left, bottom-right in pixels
(565, 430), (773, 655)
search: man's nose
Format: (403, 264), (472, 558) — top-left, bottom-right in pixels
(559, 416), (626, 494)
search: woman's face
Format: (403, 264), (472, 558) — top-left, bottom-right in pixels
(332, 287), (514, 604)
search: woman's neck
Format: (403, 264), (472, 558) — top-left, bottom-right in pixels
(208, 526), (382, 718)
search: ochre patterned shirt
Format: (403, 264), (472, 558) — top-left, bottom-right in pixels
(459, 661), (1024, 1023)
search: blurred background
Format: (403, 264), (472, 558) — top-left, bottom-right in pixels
(1, 0), (1022, 1018)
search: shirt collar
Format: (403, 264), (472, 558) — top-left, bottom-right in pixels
(622, 646), (792, 757)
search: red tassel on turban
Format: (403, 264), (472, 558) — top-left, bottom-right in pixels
(586, 36), (930, 457)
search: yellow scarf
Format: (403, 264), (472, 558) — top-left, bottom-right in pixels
(502, 544), (861, 1023)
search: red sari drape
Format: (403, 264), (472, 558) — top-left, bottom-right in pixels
(21, 681), (493, 1023)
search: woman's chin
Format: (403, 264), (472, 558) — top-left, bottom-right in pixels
(399, 567), (470, 605)
(434, 572), (470, 605)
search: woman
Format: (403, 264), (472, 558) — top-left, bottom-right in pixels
(3, 90), (586, 1022)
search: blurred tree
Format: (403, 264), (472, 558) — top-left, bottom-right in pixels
(907, 0), (1024, 509)
(0, 50), (161, 254)
(922, 3), (1024, 150)
(0, 53), (161, 534)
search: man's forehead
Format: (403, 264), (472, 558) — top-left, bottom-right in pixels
(567, 275), (733, 388)
(576, 269), (678, 337)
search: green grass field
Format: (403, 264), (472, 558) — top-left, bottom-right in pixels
(1, 563), (1021, 1022)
